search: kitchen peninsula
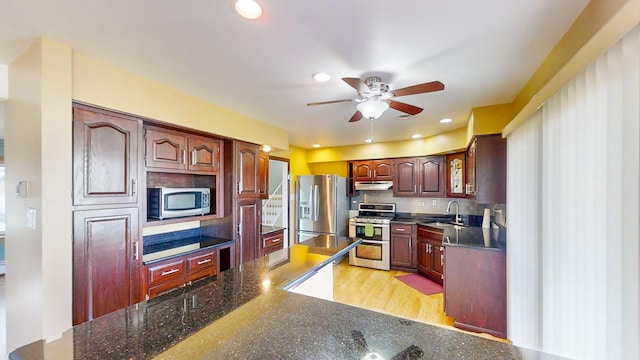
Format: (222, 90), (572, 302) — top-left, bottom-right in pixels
(11, 235), (561, 360)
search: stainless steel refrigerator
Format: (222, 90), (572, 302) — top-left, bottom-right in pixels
(297, 174), (348, 243)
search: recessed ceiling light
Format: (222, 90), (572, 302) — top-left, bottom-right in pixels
(365, 138), (374, 144)
(235, 0), (263, 19)
(312, 144), (320, 148)
(261, 145), (272, 152)
(440, 118), (453, 124)
(411, 134), (422, 139)
(312, 72), (331, 82)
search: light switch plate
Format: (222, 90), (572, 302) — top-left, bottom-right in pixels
(26, 207), (36, 229)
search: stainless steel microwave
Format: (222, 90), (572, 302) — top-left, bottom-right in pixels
(147, 187), (211, 220)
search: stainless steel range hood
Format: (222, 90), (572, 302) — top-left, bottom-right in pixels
(354, 181), (393, 191)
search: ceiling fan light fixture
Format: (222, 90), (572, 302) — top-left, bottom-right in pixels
(234, 0), (263, 19)
(356, 100), (389, 120)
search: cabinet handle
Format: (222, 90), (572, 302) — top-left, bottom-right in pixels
(133, 241), (139, 260)
(182, 149), (187, 165)
(161, 268), (180, 276)
(414, 185), (417, 193)
(192, 149), (197, 165)
(409, 238), (412, 248)
(441, 253), (444, 266)
(131, 179), (136, 196)
(271, 238), (280, 242)
(396, 228), (406, 232)
(197, 258), (212, 265)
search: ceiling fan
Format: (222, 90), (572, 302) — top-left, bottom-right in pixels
(307, 76), (444, 122)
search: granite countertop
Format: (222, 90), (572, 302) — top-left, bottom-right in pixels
(260, 225), (286, 235)
(11, 235), (558, 360)
(392, 213), (506, 251)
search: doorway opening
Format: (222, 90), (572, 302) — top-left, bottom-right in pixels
(262, 157), (290, 247)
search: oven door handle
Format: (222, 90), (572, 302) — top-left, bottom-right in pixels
(358, 239), (386, 245)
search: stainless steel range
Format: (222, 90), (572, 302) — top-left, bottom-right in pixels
(348, 203), (396, 270)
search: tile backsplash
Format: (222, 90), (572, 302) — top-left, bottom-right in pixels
(350, 190), (506, 226)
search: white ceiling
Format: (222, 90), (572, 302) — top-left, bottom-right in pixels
(0, 0), (590, 149)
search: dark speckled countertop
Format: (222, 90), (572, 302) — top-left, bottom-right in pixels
(11, 234), (562, 360)
(392, 213), (506, 251)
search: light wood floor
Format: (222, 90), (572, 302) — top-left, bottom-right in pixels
(332, 259), (509, 343)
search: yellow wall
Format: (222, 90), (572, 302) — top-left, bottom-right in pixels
(305, 127), (468, 163)
(308, 161), (348, 177)
(5, 38), (73, 351)
(72, 53), (289, 151)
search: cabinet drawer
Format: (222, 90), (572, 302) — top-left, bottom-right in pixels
(263, 232), (283, 247)
(187, 250), (216, 274)
(418, 226), (443, 242)
(391, 224), (414, 234)
(148, 259), (186, 286)
(148, 278), (185, 299)
(187, 267), (216, 283)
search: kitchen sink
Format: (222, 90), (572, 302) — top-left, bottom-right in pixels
(426, 222), (466, 229)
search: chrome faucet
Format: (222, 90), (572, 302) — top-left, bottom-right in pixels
(447, 200), (462, 224)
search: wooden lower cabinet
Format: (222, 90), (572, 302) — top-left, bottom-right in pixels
(261, 229), (284, 256)
(390, 223), (417, 271)
(142, 247), (217, 300)
(416, 226), (444, 284)
(444, 245), (507, 338)
(237, 199), (261, 265)
(73, 207), (140, 325)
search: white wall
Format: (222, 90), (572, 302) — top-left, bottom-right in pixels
(5, 38), (73, 352)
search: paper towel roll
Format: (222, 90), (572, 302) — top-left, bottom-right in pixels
(482, 208), (491, 228)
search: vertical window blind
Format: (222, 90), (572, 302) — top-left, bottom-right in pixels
(507, 24), (639, 360)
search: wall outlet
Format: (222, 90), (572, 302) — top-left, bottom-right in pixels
(26, 207), (36, 229)
(417, 201), (425, 207)
(432, 199), (437, 206)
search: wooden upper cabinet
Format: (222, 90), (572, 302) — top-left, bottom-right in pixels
(73, 106), (141, 207)
(259, 150), (269, 199)
(353, 159), (393, 181)
(235, 141), (260, 198)
(393, 158), (418, 196)
(145, 127), (220, 174)
(187, 135), (220, 173)
(145, 128), (185, 171)
(466, 134), (506, 204)
(416, 156), (445, 197)
(393, 156), (445, 197)
(446, 152), (466, 198)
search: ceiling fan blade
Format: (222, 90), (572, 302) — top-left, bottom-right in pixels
(389, 100), (423, 115)
(349, 111), (363, 122)
(342, 77), (369, 94)
(307, 99), (354, 106)
(390, 81), (444, 97)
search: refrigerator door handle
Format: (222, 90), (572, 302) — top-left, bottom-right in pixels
(313, 185), (319, 221)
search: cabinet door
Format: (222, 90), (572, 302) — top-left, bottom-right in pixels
(73, 207), (140, 325)
(474, 135), (507, 204)
(417, 238), (431, 276)
(73, 107), (140, 206)
(431, 240), (444, 279)
(446, 153), (466, 198)
(466, 138), (477, 198)
(417, 156), (445, 197)
(187, 136), (220, 174)
(258, 150), (269, 199)
(145, 128), (186, 171)
(236, 142), (260, 198)
(353, 161), (372, 181)
(237, 199), (260, 265)
(393, 158), (418, 196)
(371, 160), (393, 180)
(391, 233), (414, 269)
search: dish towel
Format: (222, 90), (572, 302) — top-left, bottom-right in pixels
(364, 223), (374, 237)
